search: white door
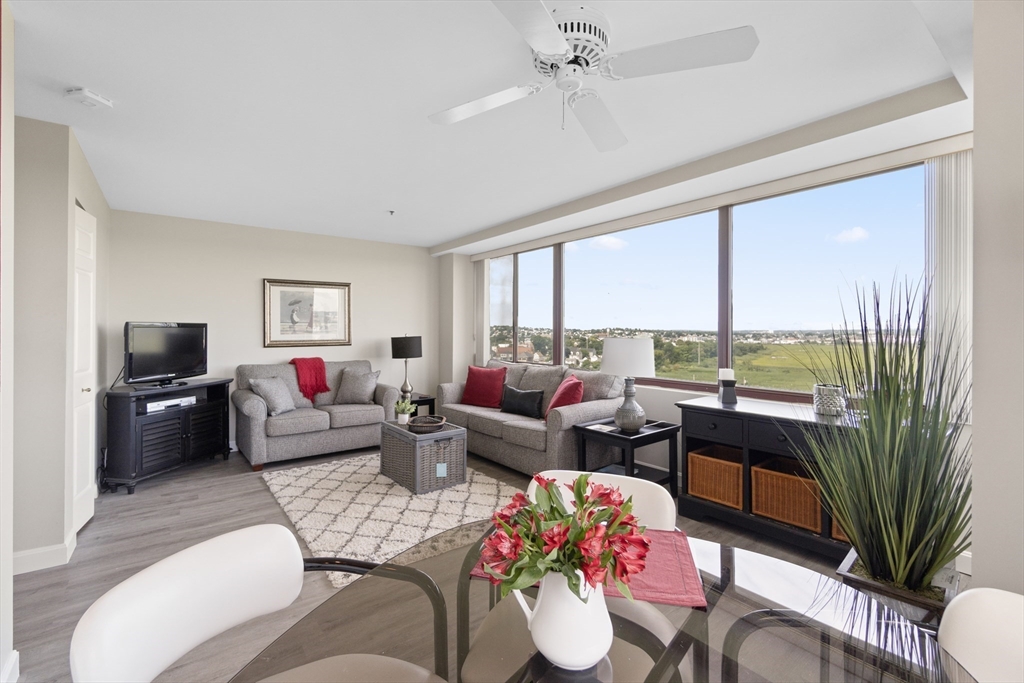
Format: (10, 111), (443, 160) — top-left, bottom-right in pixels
(71, 206), (97, 533)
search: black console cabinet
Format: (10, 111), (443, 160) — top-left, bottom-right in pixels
(105, 378), (232, 493)
(677, 395), (853, 559)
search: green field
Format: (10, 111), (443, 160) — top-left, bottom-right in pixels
(658, 343), (832, 392)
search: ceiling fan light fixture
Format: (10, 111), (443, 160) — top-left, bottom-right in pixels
(555, 64), (585, 92)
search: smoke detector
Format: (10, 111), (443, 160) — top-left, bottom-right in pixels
(64, 88), (113, 109)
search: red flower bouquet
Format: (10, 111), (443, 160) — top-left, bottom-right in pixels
(482, 473), (651, 601)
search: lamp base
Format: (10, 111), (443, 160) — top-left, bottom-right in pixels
(401, 358), (413, 402)
(614, 378), (646, 432)
(718, 379), (737, 404)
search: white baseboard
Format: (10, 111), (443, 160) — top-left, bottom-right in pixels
(229, 440), (237, 452)
(1, 649), (19, 683)
(956, 551), (972, 575)
(13, 530), (77, 575)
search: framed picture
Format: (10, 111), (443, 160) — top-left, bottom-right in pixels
(264, 279), (351, 347)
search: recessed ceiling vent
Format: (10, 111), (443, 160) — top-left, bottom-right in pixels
(533, 6), (611, 76)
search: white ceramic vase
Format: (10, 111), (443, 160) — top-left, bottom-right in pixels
(397, 413), (410, 425)
(512, 570), (613, 671)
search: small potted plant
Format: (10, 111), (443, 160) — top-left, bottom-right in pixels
(481, 474), (650, 670)
(394, 399), (416, 425)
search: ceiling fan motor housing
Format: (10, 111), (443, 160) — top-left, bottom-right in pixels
(533, 6), (611, 77)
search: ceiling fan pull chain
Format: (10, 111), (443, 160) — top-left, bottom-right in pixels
(561, 91), (566, 130)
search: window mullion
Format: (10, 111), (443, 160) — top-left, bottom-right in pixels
(553, 243), (564, 365)
(512, 253), (519, 363)
(718, 205), (733, 369)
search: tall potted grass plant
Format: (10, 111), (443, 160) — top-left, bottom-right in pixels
(799, 282), (971, 608)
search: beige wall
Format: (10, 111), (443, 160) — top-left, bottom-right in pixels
(13, 118), (70, 561)
(106, 211), (440, 443)
(971, 0), (1024, 593)
(0, 1), (17, 678)
(437, 253), (475, 385)
(11, 118), (110, 573)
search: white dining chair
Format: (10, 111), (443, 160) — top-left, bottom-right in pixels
(458, 470), (681, 683)
(937, 587), (1024, 683)
(70, 524), (447, 683)
(526, 469), (678, 530)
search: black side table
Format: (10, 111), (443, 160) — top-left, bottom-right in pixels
(573, 418), (681, 497)
(409, 392), (436, 416)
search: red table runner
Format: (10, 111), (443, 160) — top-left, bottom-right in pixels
(471, 528), (707, 608)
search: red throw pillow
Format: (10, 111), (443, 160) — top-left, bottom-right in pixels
(462, 366), (506, 408)
(546, 375), (584, 418)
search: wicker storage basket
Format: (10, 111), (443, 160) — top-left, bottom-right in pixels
(687, 445), (743, 509)
(380, 421), (467, 494)
(832, 520), (850, 543)
(751, 458), (821, 533)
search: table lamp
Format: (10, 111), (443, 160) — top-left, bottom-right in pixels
(391, 335), (422, 401)
(600, 337), (655, 432)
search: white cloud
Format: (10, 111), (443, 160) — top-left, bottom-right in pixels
(590, 235), (628, 250)
(834, 226), (869, 244)
(564, 242), (580, 252)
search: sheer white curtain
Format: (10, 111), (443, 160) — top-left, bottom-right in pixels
(925, 150), (973, 419)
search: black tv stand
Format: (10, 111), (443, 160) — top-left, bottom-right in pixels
(105, 377), (232, 493)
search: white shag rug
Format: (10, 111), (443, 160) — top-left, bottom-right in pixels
(262, 453), (521, 588)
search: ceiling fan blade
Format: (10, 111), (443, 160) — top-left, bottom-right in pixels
(568, 90), (627, 153)
(601, 25), (759, 80)
(429, 82), (545, 125)
(492, 0), (571, 58)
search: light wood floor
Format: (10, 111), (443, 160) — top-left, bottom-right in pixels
(13, 449), (834, 682)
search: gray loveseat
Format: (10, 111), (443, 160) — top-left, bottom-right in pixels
(437, 360), (625, 476)
(231, 361), (399, 471)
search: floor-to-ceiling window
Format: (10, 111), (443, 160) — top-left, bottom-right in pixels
(517, 247), (554, 363)
(563, 212), (718, 380)
(732, 165), (925, 392)
(486, 163), (929, 399)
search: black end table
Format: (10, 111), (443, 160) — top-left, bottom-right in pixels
(573, 418), (681, 497)
(409, 392), (436, 416)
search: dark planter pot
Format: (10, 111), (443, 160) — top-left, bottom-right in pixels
(836, 548), (956, 619)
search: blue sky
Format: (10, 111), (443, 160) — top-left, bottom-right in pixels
(496, 165), (925, 331)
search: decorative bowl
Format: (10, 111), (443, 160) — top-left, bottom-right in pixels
(408, 415), (447, 434)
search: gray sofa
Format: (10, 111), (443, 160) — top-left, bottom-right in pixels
(231, 361), (399, 471)
(437, 360), (625, 476)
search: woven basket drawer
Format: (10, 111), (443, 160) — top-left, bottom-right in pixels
(380, 422), (466, 494)
(832, 520), (850, 543)
(687, 445), (743, 510)
(751, 458), (821, 533)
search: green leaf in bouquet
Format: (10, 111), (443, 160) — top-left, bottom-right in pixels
(614, 575), (635, 602)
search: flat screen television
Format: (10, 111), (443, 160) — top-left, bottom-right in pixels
(124, 322), (208, 386)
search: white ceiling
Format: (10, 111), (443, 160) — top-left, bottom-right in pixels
(10, 1), (972, 251)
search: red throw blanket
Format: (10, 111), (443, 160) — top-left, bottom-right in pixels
(290, 357), (330, 401)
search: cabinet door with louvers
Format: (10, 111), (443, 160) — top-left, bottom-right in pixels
(186, 403), (226, 460)
(135, 412), (185, 477)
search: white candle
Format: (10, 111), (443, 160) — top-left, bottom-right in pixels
(719, 368), (735, 381)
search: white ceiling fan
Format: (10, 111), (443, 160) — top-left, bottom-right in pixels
(429, 1), (760, 152)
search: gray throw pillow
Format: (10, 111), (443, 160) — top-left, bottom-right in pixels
(335, 369), (380, 405)
(568, 368), (625, 402)
(250, 377), (297, 416)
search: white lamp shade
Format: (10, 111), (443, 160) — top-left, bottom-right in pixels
(600, 337), (656, 378)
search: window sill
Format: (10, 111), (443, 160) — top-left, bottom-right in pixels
(635, 377), (813, 405)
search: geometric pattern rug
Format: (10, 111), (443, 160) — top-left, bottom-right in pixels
(262, 453), (522, 588)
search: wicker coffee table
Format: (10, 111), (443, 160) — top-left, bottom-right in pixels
(380, 421), (467, 494)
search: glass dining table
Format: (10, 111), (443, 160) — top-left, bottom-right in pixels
(230, 520), (975, 683)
